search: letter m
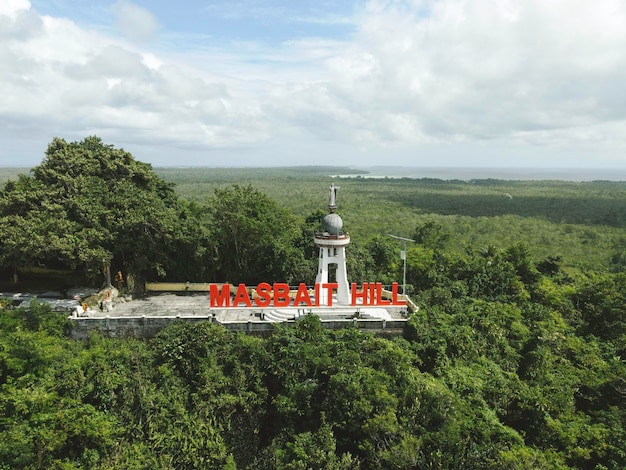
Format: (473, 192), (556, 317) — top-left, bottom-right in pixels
(209, 284), (231, 307)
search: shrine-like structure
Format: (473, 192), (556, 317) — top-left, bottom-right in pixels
(314, 183), (351, 305)
(68, 183), (417, 338)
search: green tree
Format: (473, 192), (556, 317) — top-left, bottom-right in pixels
(413, 220), (450, 249)
(572, 272), (626, 348)
(0, 136), (207, 288)
(268, 423), (357, 469)
(206, 184), (307, 284)
(365, 235), (398, 284)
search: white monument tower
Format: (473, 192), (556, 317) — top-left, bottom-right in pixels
(314, 183), (351, 305)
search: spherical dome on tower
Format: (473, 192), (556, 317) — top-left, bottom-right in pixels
(322, 212), (343, 235)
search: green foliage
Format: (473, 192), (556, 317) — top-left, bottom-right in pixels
(0, 137), (209, 288)
(572, 272), (626, 347)
(206, 184), (307, 284)
(346, 236), (398, 285)
(414, 220), (450, 249)
(0, 304), (118, 469)
(3, 155), (626, 468)
(154, 168), (626, 272)
(0, 296), (625, 469)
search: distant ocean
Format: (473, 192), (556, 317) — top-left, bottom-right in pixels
(350, 167), (626, 182)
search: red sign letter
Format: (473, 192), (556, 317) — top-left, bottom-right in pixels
(255, 282), (272, 307)
(293, 283), (312, 306)
(322, 283), (338, 306)
(376, 283), (391, 306)
(391, 282), (406, 305)
(209, 283), (231, 307)
(351, 282), (368, 306)
(233, 283), (252, 307)
(273, 283), (291, 307)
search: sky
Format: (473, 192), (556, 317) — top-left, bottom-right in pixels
(1, 0), (626, 169)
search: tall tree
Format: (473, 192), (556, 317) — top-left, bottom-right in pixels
(0, 136), (206, 288)
(206, 184), (306, 285)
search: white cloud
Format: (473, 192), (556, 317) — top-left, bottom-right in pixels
(0, 0), (30, 18)
(1, 0), (626, 167)
(279, 0), (626, 159)
(0, 2), (269, 162)
(112, 0), (160, 43)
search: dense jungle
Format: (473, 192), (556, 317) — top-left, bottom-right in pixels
(0, 137), (625, 469)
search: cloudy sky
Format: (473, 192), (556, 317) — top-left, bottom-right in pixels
(1, 0), (626, 168)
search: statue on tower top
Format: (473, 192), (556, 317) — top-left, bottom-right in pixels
(328, 183), (339, 212)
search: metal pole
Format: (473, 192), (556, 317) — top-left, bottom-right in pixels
(388, 234), (415, 298)
(403, 240), (407, 297)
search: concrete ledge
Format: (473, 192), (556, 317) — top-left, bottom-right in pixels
(145, 282), (213, 292)
(68, 315), (408, 339)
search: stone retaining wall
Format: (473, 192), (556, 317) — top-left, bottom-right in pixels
(69, 315), (408, 339)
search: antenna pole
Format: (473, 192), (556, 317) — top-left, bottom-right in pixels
(388, 234), (416, 297)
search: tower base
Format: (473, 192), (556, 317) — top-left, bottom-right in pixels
(314, 234), (350, 305)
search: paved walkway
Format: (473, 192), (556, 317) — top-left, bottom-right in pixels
(86, 293), (408, 322)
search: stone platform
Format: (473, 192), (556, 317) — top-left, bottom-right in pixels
(84, 293), (408, 321)
(69, 293), (411, 339)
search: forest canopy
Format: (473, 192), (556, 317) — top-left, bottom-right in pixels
(0, 137), (202, 287)
(0, 300), (624, 469)
(0, 137), (625, 468)
(0, 137), (307, 290)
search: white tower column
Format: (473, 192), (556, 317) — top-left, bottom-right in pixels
(314, 183), (351, 306)
(315, 243), (350, 305)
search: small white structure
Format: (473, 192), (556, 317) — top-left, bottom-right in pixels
(314, 183), (351, 305)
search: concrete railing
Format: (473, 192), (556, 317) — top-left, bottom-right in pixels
(381, 289), (419, 313)
(69, 315), (408, 340)
(145, 282), (213, 292)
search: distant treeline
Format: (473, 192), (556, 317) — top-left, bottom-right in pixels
(157, 166), (626, 272)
